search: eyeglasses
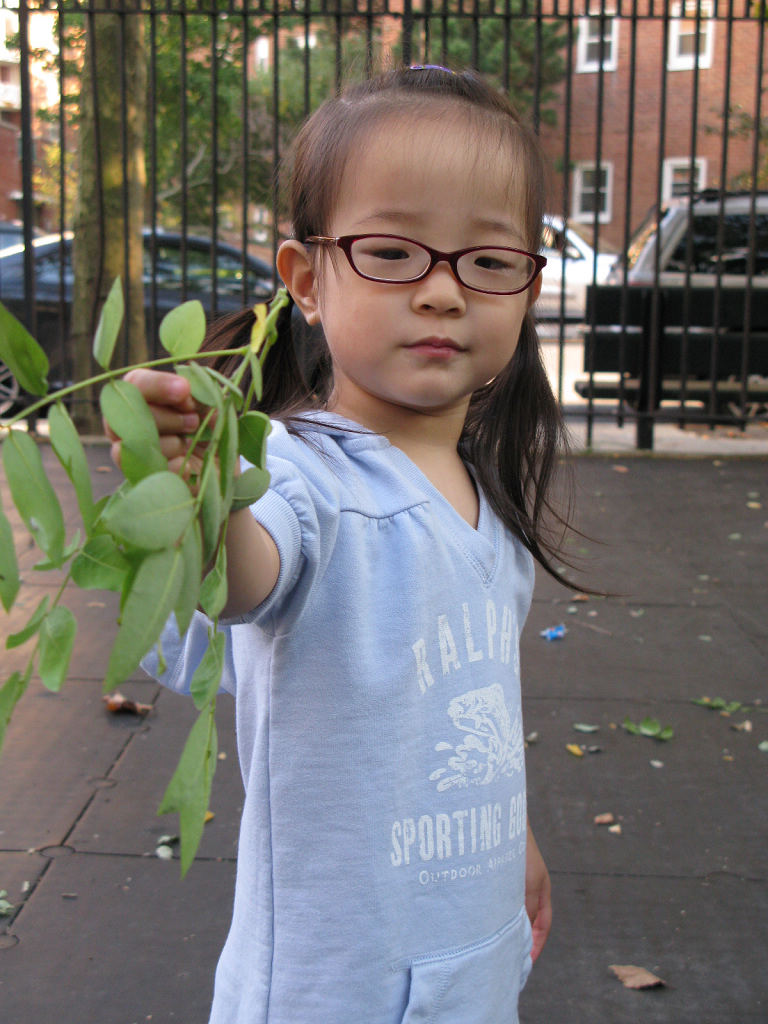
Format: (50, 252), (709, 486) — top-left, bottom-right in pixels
(304, 234), (547, 296)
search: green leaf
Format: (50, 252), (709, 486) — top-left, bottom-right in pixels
(572, 722), (599, 734)
(238, 410), (272, 468)
(0, 301), (49, 395)
(99, 380), (166, 483)
(157, 702), (218, 876)
(218, 403), (239, 507)
(120, 438), (168, 485)
(0, 498), (20, 612)
(6, 595), (49, 649)
(47, 402), (96, 532)
(248, 350), (264, 402)
(102, 471), (194, 551)
(38, 606), (77, 692)
(174, 523), (203, 635)
(623, 716), (674, 741)
(159, 300), (206, 359)
(92, 277), (124, 369)
(34, 530), (80, 571)
(200, 539), (227, 620)
(0, 670), (29, 751)
(2, 430), (66, 564)
(638, 718), (662, 737)
(175, 363), (223, 411)
(103, 546), (184, 692)
(200, 461), (224, 564)
(203, 366), (244, 407)
(71, 535), (131, 591)
(230, 466), (270, 512)
(189, 629), (226, 710)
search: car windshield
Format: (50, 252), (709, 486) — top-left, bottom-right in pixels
(622, 206), (670, 272)
(666, 212), (768, 276)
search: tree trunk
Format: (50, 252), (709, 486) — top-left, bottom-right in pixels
(71, 10), (146, 433)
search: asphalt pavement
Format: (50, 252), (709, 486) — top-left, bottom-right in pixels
(0, 424), (766, 1024)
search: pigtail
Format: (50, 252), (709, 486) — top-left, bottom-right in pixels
(199, 296), (331, 416)
(462, 316), (579, 589)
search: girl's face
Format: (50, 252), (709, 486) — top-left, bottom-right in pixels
(283, 110), (541, 436)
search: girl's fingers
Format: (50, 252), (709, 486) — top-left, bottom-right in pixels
(119, 368), (201, 437)
(111, 435), (204, 472)
(152, 405), (200, 437)
(124, 368), (196, 413)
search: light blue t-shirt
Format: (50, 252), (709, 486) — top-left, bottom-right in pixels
(146, 413), (536, 1023)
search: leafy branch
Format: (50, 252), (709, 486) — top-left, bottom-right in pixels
(0, 282), (289, 875)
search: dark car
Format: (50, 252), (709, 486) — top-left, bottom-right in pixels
(607, 190), (768, 287)
(0, 228), (277, 413)
(0, 221), (36, 250)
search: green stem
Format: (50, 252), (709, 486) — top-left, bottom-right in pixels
(1, 346), (251, 432)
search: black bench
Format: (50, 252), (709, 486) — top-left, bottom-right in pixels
(576, 285), (768, 447)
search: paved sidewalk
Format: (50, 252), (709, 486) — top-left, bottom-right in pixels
(0, 438), (766, 1023)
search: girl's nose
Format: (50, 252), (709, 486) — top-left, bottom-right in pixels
(410, 260), (467, 315)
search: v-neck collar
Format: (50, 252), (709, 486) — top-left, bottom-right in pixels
(291, 410), (502, 583)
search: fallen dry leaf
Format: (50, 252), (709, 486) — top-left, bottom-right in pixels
(566, 743), (584, 758)
(612, 464), (630, 473)
(608, 823), (622, 834)
(594, 812), (615, 826)
(102, 693), (152, 717)
(610, 964), (666, 989)
(731, 720), (753, 733)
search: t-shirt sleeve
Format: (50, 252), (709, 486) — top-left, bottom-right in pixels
(220, 425), (342, 633)
(140, 610), (236, 696)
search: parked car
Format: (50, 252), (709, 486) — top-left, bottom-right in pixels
(607, 190), (768, 287)
(0, 220), (42, 250)
(535, 215), (616, 321)
(0, 228), (276, 413)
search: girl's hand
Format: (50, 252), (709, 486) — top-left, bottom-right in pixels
(105, 368), (201, 474)
(525, 822), (552, 963)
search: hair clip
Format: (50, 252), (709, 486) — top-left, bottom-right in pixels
(408, 64), (455, 74)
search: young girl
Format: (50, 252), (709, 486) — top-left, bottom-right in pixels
(114, 66), (566, 1023)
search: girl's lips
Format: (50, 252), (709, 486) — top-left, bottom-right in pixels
(407, 336), (464, 354)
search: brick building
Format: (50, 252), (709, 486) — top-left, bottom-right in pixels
(538, 0), (766, 251)
(0, 5), (58, 230)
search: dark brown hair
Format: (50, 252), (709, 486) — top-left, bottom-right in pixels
(203, 66), (576, 586)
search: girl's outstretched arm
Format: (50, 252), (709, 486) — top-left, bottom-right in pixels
(525, 820), (552, 963)
(106, 368), (280, 619)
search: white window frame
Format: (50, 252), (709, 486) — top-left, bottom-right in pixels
(573, 162), (614, 225)
(668, 0), (715, 71)
(254, 37), (270, 72)
(662, 157), (707, 200)
(576, 14), (619, 73)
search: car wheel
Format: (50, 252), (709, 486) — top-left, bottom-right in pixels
(0, 360), (21, 416)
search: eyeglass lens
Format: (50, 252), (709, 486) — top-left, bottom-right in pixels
(349, 236), (537, 293)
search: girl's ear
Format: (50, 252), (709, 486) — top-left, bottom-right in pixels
(277, 240), (321, 325)
(527, 271), (543, 308)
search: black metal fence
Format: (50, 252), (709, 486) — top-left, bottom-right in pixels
(1, 0), (767, 447)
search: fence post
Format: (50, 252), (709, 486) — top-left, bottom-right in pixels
(635, 288), (661, 450)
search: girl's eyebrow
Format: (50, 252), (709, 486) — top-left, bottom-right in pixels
(350, 210), (523, 239)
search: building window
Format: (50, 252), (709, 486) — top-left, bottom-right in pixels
(576, 14), (619, 73)
(662, 157), (707, 200)
(668, 0), (714, 71)
(573, 162), (614, 224)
